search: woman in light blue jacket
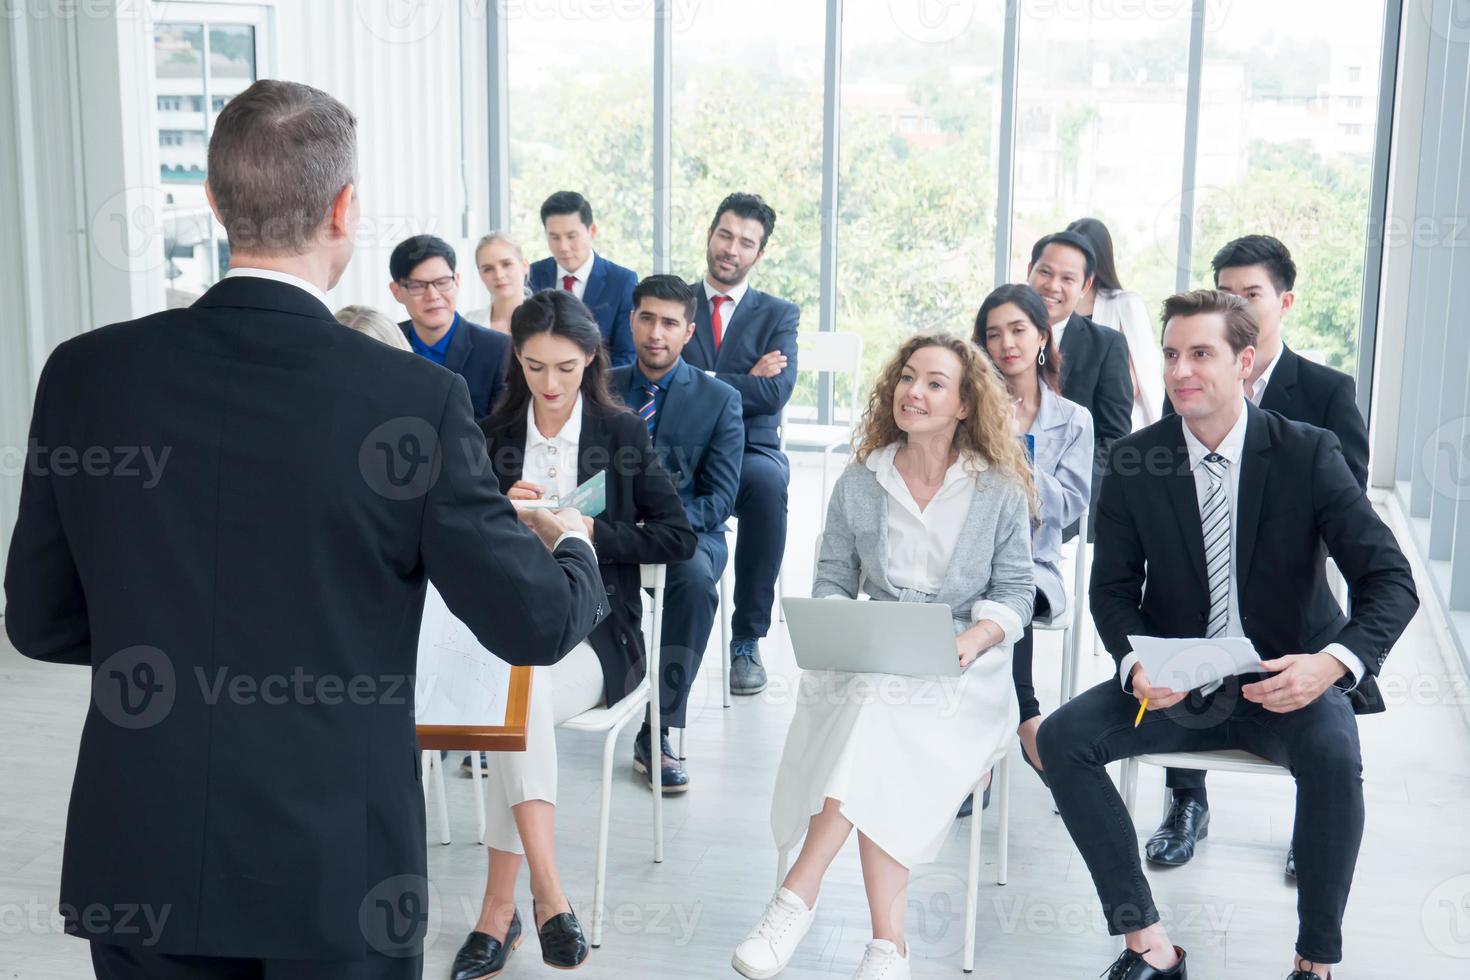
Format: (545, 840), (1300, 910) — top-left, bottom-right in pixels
(974, 284), (1093, 785)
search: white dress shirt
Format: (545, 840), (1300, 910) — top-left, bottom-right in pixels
(1119, 399), (1363, 690)
(703, 277), (751, 336)
(1249, 345), (1284, 406)
(520, 394), (593, 552)
(1050, 315), (1069, 350)
(869, 443), (978, 595)
(556, 254), (597, 302)
(224, 267), (330, 309)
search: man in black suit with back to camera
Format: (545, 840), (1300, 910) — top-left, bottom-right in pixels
(1027, 230), (1134, 535)
(389, 233), (511, 421)
(1154, 235), (1372, 877)
(1037, 289), (1417, 980)
(680, 193), (800, 696)
(3, 79), (605, 980)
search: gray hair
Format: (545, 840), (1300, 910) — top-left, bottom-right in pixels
(335, 305), (410, 352)
(207, 79), (357, 256)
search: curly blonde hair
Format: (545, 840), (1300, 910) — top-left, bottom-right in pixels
(854, 333), (1038, 514)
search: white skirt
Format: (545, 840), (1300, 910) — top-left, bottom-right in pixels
(769, 641), (1019, 869)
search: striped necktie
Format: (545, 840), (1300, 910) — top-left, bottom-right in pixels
(1200, 452), (1231, 638)
(638, 382), (659, 436)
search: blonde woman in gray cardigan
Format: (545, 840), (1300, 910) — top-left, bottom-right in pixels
(732, 335), (1037, 980)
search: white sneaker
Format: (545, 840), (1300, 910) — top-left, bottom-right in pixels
(731, 887), (816, 979)
(852, 938), (910, 980)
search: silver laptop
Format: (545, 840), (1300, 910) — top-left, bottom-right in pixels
(781, 597), (963, 677)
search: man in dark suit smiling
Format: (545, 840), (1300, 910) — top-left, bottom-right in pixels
(1038, 289), (1417, 980)
(681, 193), (800, 696)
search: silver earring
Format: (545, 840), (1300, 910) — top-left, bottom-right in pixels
(1038, 350), (1046, 366)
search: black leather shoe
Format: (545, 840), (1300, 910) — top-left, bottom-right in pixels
(1144, 797), (1210, 867)
(1284, 844), (1297, 881)
(450, 911), (522, 980)
(633, 730), (689, 794)
(534, 900), (590, 967)
(1287, 971), (1326, 980)
(1100, 946), (1187, 979)
(956, 773), (993, 819)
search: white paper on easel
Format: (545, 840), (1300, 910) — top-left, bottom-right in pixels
(1126, 635), (1262, 694)
(414, 583), (513, 726)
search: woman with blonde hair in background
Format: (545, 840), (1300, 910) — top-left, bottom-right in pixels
(334, 304), (411, 352)
(465, 231), (531, 333)
(732, 334), (1036, 980)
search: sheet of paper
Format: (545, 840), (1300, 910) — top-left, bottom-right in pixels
(1126, 634), (1262, 694)
(414, 583), (512, 726)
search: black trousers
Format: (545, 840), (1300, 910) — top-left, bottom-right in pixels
(1010, 594), (1051, 723)
(731, 447), (789, 641)
(1037, 675), (1364, 964)
(654, 530), (728, 728)
(91, 941), (421, 979)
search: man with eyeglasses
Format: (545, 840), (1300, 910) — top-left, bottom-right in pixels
(390, 234), (511, 420)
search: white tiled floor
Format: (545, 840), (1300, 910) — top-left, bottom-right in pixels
(3, 456), (1468, 978)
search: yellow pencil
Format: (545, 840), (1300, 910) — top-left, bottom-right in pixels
(1133, 698), (1149, 727)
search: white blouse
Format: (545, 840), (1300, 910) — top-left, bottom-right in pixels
(868, 443), (979, 595)
(522, 394), (583, 504)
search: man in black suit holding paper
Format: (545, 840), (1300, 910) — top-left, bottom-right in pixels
(3, 80), (604, 980)
(1155, 235), (1372, 875)
(1027, 231), (1134, 534)
(1037, 290), (1416, 980)
(682, 193), (800, 696)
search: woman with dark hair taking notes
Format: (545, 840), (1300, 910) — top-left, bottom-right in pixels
(732, 335), (1035, 980)
(975, 284), (1093, 783)
(1067, 216), (1164, 429)
(449, 290), (695, 979)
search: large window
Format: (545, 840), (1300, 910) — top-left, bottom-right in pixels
(1010, 1), (1193, 313)
(838, 3), (1003, 384)
(153, 7), (263, 305)
(506, 5), (654, 278)
(1193, 0), (1386, 373)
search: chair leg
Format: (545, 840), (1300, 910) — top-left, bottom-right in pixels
(591, 727), (618, 949)
(719, 568), (733, 708)
(1121, 757), (1139, 819)
(1066, 621), (1082, 702)
(964, 777), (983, 974)
(430, 751), (451, 845)
(677, 726), (687, 761)
(996, 751), (1010, 886)
(472, 750), (486, 845)
(1059, 625), (1074, 705)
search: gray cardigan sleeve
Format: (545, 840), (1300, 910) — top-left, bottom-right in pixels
(813, 472), (862, 600)
(969, 481), (1037, 644)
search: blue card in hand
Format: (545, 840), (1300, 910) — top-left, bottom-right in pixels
(561, 469), (607, 518)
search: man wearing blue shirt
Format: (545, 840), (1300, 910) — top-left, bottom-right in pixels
(389, 235), (510, 420)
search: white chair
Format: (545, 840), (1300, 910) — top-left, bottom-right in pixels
(780, 331), (865, 513)
(1119, 748), (1289, 821)
(557, 562), (667, 948)
(772, 751), (1011, 975)
(422, 564), (669, 950)
(1042, 513), (1089, 705)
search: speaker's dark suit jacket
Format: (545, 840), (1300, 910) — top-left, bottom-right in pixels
(529, 253), (637, 367)
(1164, 344), (1369, 490)
(1090, 403), (1417, 714)
(481, 400), (696, 706)
(1059, 312), (1134, 510)
(681, 283), (800, 456)
(398, 313), (510, 421)
(2, 276), (605, 961)
(609, 359), (745, 534)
